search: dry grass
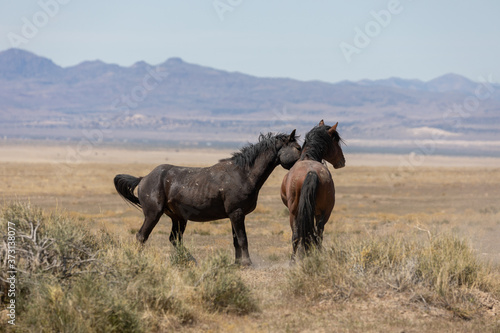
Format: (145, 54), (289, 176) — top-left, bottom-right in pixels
(0, 203), (257, 332)
(287, 233), (500, 320)
(1, 147), (500, 332)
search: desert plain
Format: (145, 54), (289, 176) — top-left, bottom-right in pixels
(1, 141), (500, 332)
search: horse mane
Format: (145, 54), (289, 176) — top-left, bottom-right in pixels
(302, 125), (342, 161)
(222, 132), (290, 168)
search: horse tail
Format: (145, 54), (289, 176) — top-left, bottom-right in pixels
(297, 171), (319, 251)
(114, 174), (143, 209)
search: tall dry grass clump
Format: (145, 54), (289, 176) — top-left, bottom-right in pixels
(287, 232), (500, 319)
(0, 202), (257, 332)
(198, 251), (258, 315)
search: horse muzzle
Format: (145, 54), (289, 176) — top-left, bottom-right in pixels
(334, 160), (345, 169)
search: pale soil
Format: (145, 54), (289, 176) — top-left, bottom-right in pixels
(0, 143), (232, 166)
(1, 143), (500, 167)
(1, 143), (500, 332)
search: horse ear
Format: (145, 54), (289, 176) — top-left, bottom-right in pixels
(319, 120), (325, 126)
(289, 129), (296, 141)
(328, 122), (338, 135)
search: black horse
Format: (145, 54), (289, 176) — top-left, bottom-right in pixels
(114, 130), (301, 265)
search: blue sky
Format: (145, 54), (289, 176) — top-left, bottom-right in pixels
(1, 0), (499, 83)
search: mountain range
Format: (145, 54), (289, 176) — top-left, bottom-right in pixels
(1, 48), (499, 155)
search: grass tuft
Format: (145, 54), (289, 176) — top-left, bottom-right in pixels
(287, 232), (500, 318)
(170, 244), (197, 268)
(0, 202), (259, 332)
(23, 274), (141, 333)
(199, 251), (258, 315)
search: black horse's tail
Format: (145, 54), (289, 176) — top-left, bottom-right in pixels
(114, 174), (143, 209)
(297, 171), (319, 251)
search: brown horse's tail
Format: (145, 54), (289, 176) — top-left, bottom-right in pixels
(114, 174), (143, 209)
(297, 171), (319, 251)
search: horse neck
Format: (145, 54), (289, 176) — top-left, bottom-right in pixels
(246, 149), (278, 190)
(299, 144), (323, 162)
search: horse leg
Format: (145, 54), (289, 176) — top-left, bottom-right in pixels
(169, 218), (196, 263)
(229, 209), (252, 266)
(315, 211), (331, 248)
(232, 225), (242, 261)
(290, 214), (300, 263)
(136, 179), (166, 244)
(169, 218), (187, 247)
(315, 214), (326, 248)
(136, 207), (163, 244)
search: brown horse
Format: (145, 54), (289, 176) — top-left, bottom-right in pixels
(281, 120), (345, 260)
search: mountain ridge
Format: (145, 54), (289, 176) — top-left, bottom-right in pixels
(0, 48), (485, 91)
(0, 48), (499, 155)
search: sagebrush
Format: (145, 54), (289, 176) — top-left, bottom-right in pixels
(0, 203), (256, 332)
(287, 233), (500, 319)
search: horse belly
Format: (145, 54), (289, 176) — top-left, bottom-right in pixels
(180, 200), (228, 222)
(182, 209), (227, 222)
(168, 185), (228, 222)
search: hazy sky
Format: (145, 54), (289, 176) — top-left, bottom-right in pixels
(1, 0), (499, 83)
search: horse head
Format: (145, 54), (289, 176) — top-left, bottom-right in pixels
(320, 120), (345, 169)
(277, 129), (301, 170)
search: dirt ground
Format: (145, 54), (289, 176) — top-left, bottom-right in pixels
(1, 143), (500, 332)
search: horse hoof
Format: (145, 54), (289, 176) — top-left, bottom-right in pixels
(136, 233), (146, 244)
(236, 258), (252, 267)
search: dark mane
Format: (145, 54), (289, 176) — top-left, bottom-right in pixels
(301, 125), (341, 161)
(222, 132), (290, 168)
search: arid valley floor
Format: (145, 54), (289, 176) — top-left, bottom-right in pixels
(1, 142), (500, 332)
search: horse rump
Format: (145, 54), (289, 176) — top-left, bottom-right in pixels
(297, 171), (319, 251)
(114, 174), (142, 209)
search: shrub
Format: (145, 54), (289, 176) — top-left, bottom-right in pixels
(199, 251), (258, 314)
(108, 242), (195, 326)
(0, 203), (195, 332)
(0, 202), (102, 279)
(21, 274), (141, 333)
(0, 202), (104, 319)
(0, 203), (260, 331)
(287, 232), (500, 319)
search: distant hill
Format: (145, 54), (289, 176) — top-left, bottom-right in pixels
(0, 48), (64, 79)
(357, 74), (480, 93)
(1, 48), (499, 155)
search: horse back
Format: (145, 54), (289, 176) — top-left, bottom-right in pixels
(281, 160), (335, 215)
